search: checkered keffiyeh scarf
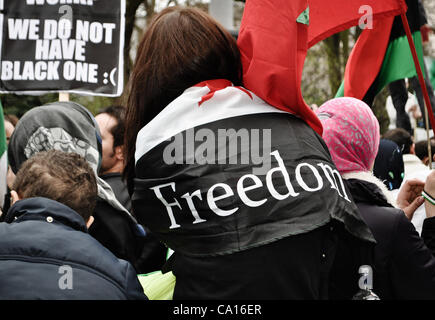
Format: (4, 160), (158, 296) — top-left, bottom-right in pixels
(8, 101), (138, 225)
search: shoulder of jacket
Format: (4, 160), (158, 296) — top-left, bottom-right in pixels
(0, 221), (133, 291)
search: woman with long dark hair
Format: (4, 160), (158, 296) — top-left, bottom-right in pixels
(125, 6), (375, 299)
(124, 7), (243, 190)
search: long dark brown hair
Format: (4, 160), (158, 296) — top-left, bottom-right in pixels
(123, 6), (243, 191)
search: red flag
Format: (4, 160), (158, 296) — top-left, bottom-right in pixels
(308, 0), (406, 48)
(343, 17), (396, 100)
(238, 0), (323, 136)
(337, 0), (428, 108)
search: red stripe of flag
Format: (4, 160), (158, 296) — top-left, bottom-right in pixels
(343, 17), (396, 99)
(238, 0), (323, 136)
(308, 0), (407, 48)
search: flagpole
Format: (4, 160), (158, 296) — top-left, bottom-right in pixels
(400, 12), (435, 140)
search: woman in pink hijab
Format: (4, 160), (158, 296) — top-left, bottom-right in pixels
(317, 97), (435, 300)
(317, 97), (380, 175)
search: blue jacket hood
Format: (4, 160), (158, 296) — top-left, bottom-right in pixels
(5, 197), (88, 233)
(0, 197), (147, 300)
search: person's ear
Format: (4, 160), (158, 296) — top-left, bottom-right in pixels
(10, 190), (21, 205)
(7, 167), (15, 190)
(115, 145), (124, 161)
(86, 216), (95, 229)
(411, 143), (416, 155)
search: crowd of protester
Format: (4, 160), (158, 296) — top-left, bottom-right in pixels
(1, 5), (435, 300)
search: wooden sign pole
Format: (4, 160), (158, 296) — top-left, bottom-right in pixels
(59, 92), (70, 102)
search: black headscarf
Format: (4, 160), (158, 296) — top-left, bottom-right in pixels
(373, 139), (404, 190)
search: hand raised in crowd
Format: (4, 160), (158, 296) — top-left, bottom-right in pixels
(396, 178), (425, 220)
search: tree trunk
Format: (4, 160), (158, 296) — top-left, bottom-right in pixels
(372, 87), (390, 135)
(124, 0), (144, 84)
(323, 30), (352, 98)
(324, 34), (342, 96)
(144, 0), (157, 26)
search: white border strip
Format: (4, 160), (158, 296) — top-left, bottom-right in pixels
(117, 0), (126, 96)
(0, 14), (3, 76)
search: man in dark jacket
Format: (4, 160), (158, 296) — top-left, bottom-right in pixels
(0, 150), (147, 300)
(387, 0), (435, 134)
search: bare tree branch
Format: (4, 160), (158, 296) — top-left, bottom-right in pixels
(124, 0), (144, 83)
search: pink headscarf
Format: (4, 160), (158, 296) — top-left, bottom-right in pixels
(316, 97), (380, 173)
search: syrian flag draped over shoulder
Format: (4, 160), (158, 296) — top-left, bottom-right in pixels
(333, 0), (426, 106)
(0, 101), (7, 210)
(132, 0), (374, 258)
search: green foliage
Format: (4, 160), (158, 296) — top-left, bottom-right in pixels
(0, 92), (118, 118)
(1, 93), (58, 118)
(371, 87), (390, 135)
(69, 94), (118, 115)
(302, 44), (331, 107)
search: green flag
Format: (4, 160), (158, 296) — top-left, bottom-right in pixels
(335, 0), (425, 106)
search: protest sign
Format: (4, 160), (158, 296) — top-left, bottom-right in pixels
(0, 0), (125, 96)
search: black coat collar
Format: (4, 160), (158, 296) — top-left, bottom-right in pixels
(345, 178), (393, 208)
(5, 197), (88, 233)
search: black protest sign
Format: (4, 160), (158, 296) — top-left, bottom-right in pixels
(0, 0), (125, 96)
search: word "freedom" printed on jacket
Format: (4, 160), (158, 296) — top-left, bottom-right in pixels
(150, 149), (351, 230)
